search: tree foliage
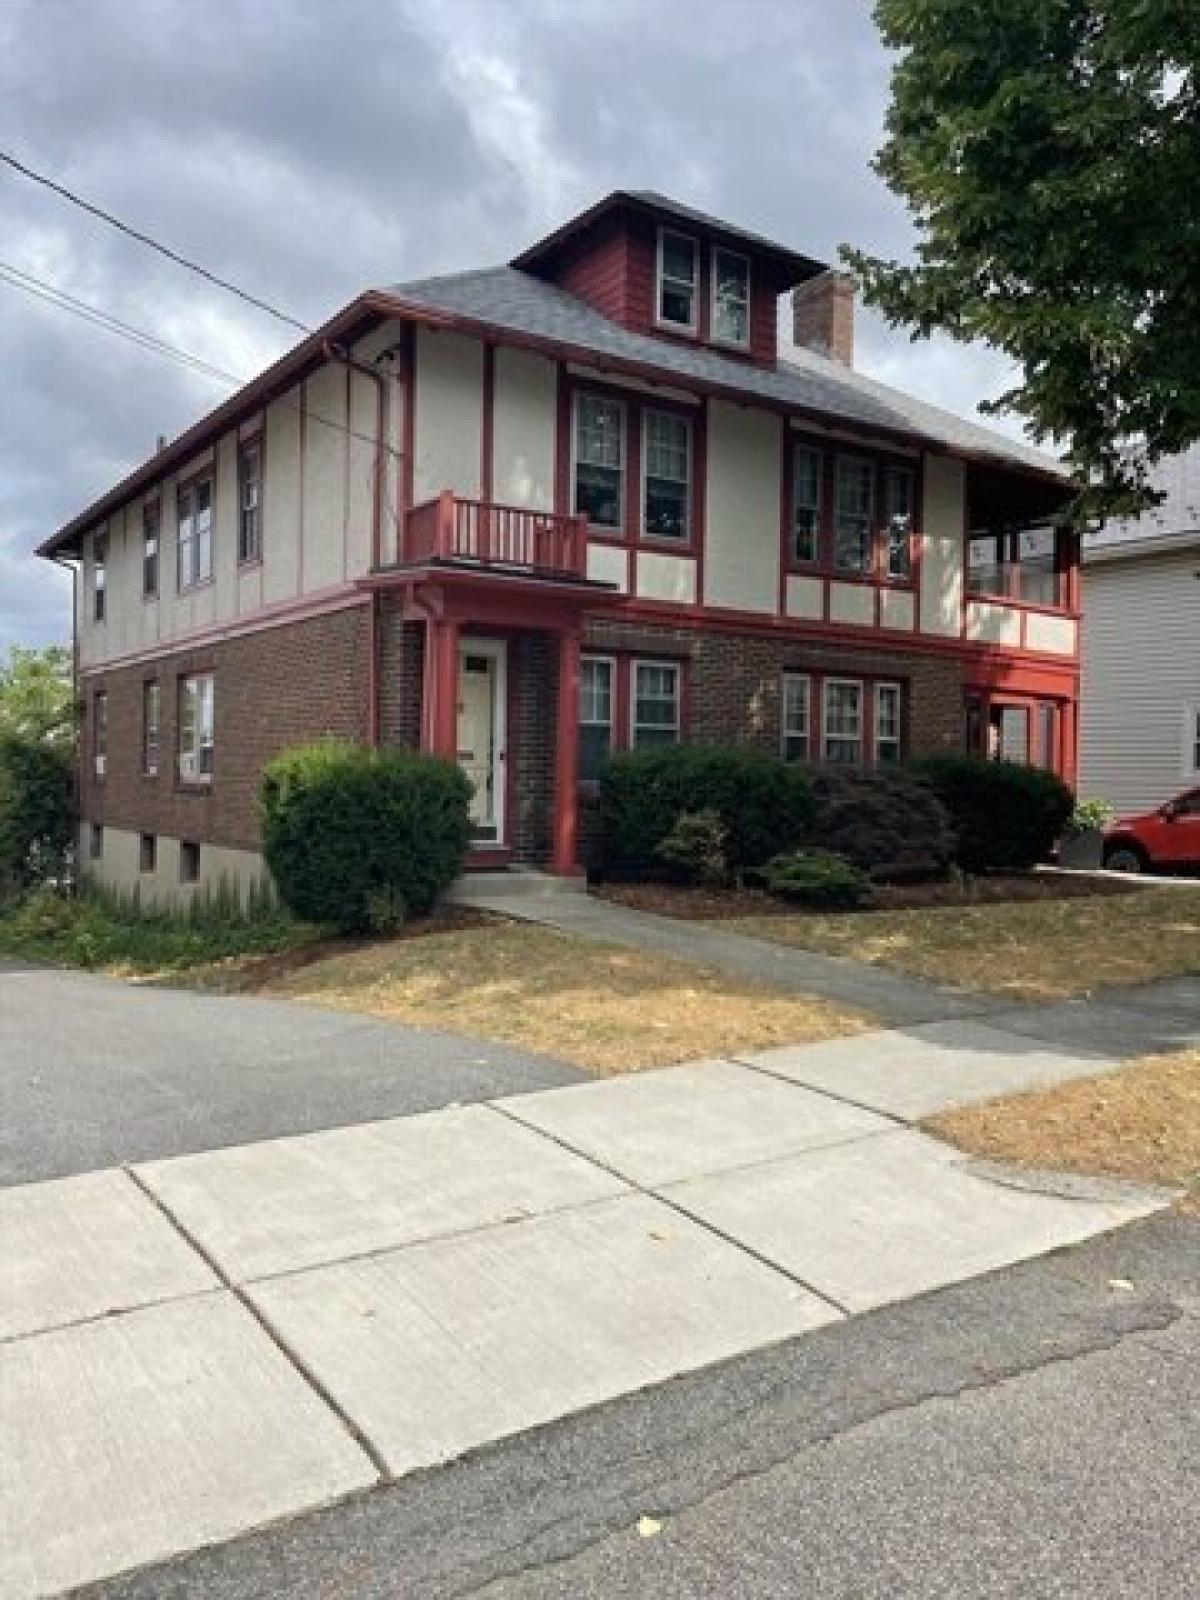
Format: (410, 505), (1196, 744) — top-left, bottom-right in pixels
(0, 645), (75, 750)
(844, 0), (1200, 514)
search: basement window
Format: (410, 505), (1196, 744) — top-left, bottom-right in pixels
(179, 840), (201, 885)
(139, 833), (157, 873)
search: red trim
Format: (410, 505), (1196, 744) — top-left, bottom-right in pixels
(551, 630), (582, 873)
(296, 381), (306, 595)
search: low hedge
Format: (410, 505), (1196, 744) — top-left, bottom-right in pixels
(597, 744), (816, 879)
(806, 767), (955, 882)
(761, 848), (872, 909)
(909, 755), (1074, 874)
(262, 742), (472, 932)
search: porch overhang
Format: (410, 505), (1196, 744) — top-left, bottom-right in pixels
(356, 561), (621, 629)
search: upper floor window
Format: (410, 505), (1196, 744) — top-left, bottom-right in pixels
(833, 457), (874, 574)
(656, 230), (697, 332)
(573, 393), (625, 532)
(93, 539), (107, 622)
(178, 672), (214, 783)
(93, 690), (107, 777)
(884, 468), (914, 580)
(967, 526), (1063, 607)
(142, 680), (160, 777)
(781, 673), (811, 762)
(579, 655), (614, 781)
(642, 410), (692, 541)
(1015, 527), (1059, 606)
(823, 679), (863, 764)
(238, 439), (262, 565)
(177, 477), (213, 591)
(633, 660), (681, 748)
(712, 248), (750, 346)
(142, 502), (160, 598)
(791, 445), (822, 564)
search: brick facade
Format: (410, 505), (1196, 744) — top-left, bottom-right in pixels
(79, 602), (370, 852)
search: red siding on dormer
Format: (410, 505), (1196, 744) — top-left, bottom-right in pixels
(551, 211), (631, 324)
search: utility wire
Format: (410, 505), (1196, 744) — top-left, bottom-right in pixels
(1, 149), (312, 334)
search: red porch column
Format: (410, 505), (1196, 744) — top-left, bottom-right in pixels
(551, 628), (582, 875)
(423, 616), (460, 760)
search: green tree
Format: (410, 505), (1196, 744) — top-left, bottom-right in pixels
(0, 645), (75, 749)
(844, 0), (1200, 514)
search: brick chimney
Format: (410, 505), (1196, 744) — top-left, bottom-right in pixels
(791, 271), (854, 365)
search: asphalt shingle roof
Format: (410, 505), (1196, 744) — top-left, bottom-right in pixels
(385, 266), (1065, 480)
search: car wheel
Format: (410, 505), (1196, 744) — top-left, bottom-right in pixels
(1104, 844), (1146, 874)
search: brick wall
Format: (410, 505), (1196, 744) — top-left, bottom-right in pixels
(378, 601), (424, 748)
(511, 634), (556, 863)
(78, 601), (370, 851)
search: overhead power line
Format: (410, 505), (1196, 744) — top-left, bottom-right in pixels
(1, 149), (312, 335)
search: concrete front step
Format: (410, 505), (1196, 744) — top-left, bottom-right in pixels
(448, 867), (588, 905)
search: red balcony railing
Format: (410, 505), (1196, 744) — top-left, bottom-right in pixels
(405, 492), (588, 579)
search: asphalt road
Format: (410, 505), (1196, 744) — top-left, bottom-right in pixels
(0, 962), (580, 1184)
(81, 1210), (1199, 1600)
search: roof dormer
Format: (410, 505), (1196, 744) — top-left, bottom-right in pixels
(511, 190), (826, 366)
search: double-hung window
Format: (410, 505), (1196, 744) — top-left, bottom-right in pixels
(1016, 526), (1059, 605)
(143, 502), (160, 598)
(573, 394), (625, 532)
(633, 661), (681, 748)
(967, 530), (1006, 596)
(142, 681), (161, 776)
(791, 445), (822, 564)
(177, 478), (213, 590)
(93, 691), (108, 777)
(93, 539), (107, 622)
(238, 439), (262, 564)
(642, 410), (691, 541)
(781, 674), (811, 762)
(823, 679), (863, 764)
(884, 468), (914, 580)
(874, 682), (903, 764)
(579, 657), (614, 781)
(178, 673), (214, 783)
(712, 248), (750, 346)
(657, 231), (697, 331)
(833, 458), (874, 574)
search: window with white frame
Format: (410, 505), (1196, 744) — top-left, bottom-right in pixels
(142, 680), (160, 776)
(884, 468), (914, 580)
(642, 410), (691, 540)
(177, 478), (213, 590)
(93, 538), (107, 622)
(1186, 702), (1200, 777)
(781, 674), (811, 762)
(93, 691), (107, 777)
(142, 502), (159, 598)
(712, 248), (750, 345)
(633, 661), (681, 748)
(874, 682), (903, 764)
(238, 439), (262, 564)
(178, 673), (214, 783)
(579, 656), (614, 781)
(833, 458), (874, 573)
(792, 445), (822, 564)
(823, 679), (863, 764)
(573, 393), (625, 531)
(657, 230), (697, 330)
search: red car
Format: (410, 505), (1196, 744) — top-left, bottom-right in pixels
(1103, 787), (1200, 873)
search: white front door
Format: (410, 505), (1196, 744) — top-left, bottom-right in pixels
(456, 640), (507, 845)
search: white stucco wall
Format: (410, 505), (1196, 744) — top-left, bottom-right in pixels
(879, 587), (915, 631)
(965, 600), (1022, 647)
(492, 347), (556, 510)
(829, 582), (874, 627)
(587, 543), (628, 591)
(704, 401), (780, 614)
(784, 574), (823, 620)
(919, 452), (965, 637)
(412, 328), (483, 502)
(636, 551), (697, 605)
(1024, 611), (1077, 655)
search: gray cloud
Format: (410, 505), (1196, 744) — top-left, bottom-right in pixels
(1, 0), (1022, 652)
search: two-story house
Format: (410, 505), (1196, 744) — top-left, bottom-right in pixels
(38, 191), (1079, 905)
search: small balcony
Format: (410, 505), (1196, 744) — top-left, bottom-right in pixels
(405, 492), (588, 580)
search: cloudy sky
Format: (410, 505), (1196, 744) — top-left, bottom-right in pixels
(0, 0), (1028, 654)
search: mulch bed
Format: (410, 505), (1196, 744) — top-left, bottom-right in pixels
(592, 873), (1144, 921)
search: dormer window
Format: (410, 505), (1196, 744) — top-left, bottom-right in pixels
(656, 230), (697, 332)
(712, 248), (750, 346)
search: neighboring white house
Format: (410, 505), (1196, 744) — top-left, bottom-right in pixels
(1080, 459), (1200, 812)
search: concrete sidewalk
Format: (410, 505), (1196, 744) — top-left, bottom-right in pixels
(1, 1040), (1173, 1598)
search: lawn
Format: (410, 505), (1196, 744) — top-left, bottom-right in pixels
(721, 886), (1200, 1002)
(929, 1050), (1200, 1211)
(244, 921), (871, 1072)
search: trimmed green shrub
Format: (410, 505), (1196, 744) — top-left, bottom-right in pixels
(0, 732), (74, 902)
(762, 849), (872, 909)
(654, 808), (731, 887)
(598, 744), (816, 879)
(806, 767), (955, 882)
(261, 742), (472, 932)
(909, 755), (1074, 873)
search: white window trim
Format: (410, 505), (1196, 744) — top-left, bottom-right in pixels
(710, 245), (751, 348)
(655, 228), (698, 335)
(792, 443), (823, 565)
(781, 672), (811, 762)
(883, 466), (915, 581)
(632, 657), (682, 746)
(142, 681), (161, 777)
(93, 691), (107, 778)
(579, 653), (616, 780)
(571, 391), (627, 536)
(640, 408), (693, 544)
(178, 673), (214, 785)
(1184, 700), (1200, 779)
(873, 681), (903, 763)
(238, 438), (263, 565)
(177, 477), (214, 592)
(833, 455), (876, 575)
(822, 677), (864, 763)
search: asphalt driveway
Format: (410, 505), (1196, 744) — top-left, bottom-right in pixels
(0, 962), (580, 1185)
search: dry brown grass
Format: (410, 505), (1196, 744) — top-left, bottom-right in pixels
(252, 922), (870, 1073)
(929, 1050), (1200, 1210)
(723, 886), (1200, 1002)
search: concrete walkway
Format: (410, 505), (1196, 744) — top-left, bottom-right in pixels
(2, 1041), (1173, 1598)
